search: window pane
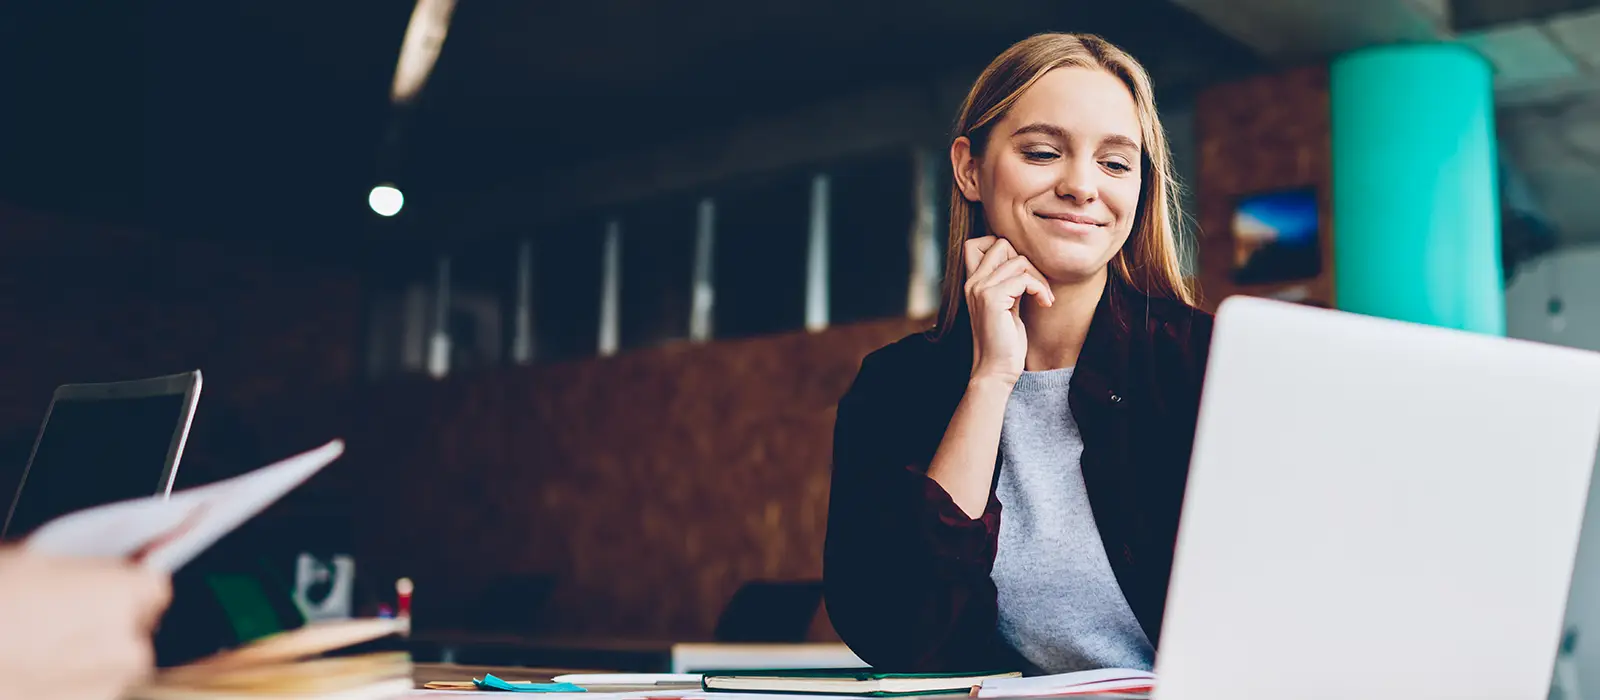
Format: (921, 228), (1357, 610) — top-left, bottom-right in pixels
(534, 217), (605, 362)
(714, 172), (811, 339)
(363, 251), (435, 379)
(449, 241), (515, 373)
(829, 150), (914, 325)
(620, 198), (697, 350)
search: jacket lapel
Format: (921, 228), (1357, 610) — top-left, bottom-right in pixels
(1070, 280), (1160, 643)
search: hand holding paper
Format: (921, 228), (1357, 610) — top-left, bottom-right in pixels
(0, 547), (171, 700)
(24, 440), (346, 572)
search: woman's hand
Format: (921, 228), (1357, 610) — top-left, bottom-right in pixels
(963, 236), (1054, 385)
(0, 548), (171, 700)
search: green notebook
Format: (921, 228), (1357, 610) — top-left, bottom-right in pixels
(700, 668), (1022, 696)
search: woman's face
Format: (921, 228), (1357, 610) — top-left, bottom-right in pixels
(953, 66), (1144, 286)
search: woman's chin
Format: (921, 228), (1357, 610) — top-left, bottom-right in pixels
(1034, 252), (1115, 287)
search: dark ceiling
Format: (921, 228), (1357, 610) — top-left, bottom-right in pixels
(0, 0), (1261, 265)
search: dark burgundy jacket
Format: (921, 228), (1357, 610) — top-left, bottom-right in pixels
(823, 279), (1215, 673)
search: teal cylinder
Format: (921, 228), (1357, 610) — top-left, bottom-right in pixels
(1331, 44), (1504, 335)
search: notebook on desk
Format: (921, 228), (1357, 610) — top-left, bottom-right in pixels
(129, 618), (413, 700)
(672, 643), (867, 674)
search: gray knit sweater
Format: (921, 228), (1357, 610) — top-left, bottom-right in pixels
(991, 366), (1155, 675)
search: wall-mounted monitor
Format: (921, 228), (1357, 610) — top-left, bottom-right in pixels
(1231, 188), (1321, 286)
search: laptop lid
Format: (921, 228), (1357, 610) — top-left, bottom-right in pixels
(1153, 298), (1600, 700)
(2, 370), (202, 541)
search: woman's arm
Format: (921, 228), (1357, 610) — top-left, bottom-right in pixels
(824, 237), (1052, 672)
(822, 353), (1018, 673)
(925, 376), (1014, 518)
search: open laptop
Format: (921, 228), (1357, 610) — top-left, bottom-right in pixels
(1153, 298), (1600, 700)
(2, 370), (202, 541)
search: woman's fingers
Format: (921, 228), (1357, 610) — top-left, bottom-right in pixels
(962, 236), (998, 278)
(983, 256), (1055, 307)
(965, 238), (1016, 289)
(978, 268), (1052, 309)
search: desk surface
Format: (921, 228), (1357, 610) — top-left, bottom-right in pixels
(413, 664), (677, 691)
(408, 664), (1148, 699)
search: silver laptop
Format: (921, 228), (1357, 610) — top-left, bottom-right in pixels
(1154, 298), (1600, 700)
(2, 370), (202, 540)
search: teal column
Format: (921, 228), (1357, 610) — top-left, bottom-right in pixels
(1331, 44), (1504, 335)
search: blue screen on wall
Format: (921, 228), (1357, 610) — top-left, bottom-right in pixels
(1231, 188), (1321, 286)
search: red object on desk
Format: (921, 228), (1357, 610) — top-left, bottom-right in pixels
(397, 577), (414, 619)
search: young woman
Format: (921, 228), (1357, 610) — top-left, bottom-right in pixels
(824, 33), (1213, 675)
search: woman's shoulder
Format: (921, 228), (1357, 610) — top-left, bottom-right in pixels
(1117, 294), (1217, 392)
(1125, 293), (1215, 354)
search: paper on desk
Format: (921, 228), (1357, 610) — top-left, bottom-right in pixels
(24, 440), (345, 572)
(477, 674), (588, 692)
(975, 668), (1155, 698)
(408, 693), (668, 698)
(410, 692), (690, 699)
(552, 674), (702, 686)
(678, 695), (870, 700)
(406, 692), (880, 700)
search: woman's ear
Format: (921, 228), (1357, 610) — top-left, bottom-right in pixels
(949, 136), (983, 203)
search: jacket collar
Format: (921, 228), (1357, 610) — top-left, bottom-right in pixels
(1074, 276), (1135, 403)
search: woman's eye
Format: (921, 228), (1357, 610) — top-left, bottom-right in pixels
(1103, 160), (1132, 173)
(1023, 149), (1058, 162)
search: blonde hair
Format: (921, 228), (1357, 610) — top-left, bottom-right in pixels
(933, 32), (1195, 338)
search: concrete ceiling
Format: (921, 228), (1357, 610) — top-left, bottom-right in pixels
(1167, 0), (1450, 61)
(1463, 6), (1600, 244)
(400, 0), (1260, 227)
(1172, 0), (1600, 245)
(7, 0), (1259, 258)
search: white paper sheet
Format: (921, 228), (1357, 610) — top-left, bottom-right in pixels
(976, 668), (1156, 698)
(24, 440), (345, 572)
(551, 674), (703, 685)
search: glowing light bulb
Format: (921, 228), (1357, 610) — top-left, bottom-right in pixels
(369, 184), (404, 217)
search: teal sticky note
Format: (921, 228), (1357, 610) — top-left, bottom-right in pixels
(474, 674), (587, 692)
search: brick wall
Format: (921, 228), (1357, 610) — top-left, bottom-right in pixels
(0, 201), (926, 643)
(337, 315), (925, 640)
(1193, 65), (1334, 309)
(0, 202), (363, 491)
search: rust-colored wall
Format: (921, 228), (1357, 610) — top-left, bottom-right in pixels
(339, 316), (925, 640)
(0, 203), (363, 491)
(1194, 65), (1334, 310)
(0, 201), (928, 643)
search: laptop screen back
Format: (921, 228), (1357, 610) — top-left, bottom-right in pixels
(1153, 298), (1600, 700)
(4, 384), (196, 540)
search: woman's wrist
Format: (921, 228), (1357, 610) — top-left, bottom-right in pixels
(967, 372), (1018, 394)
